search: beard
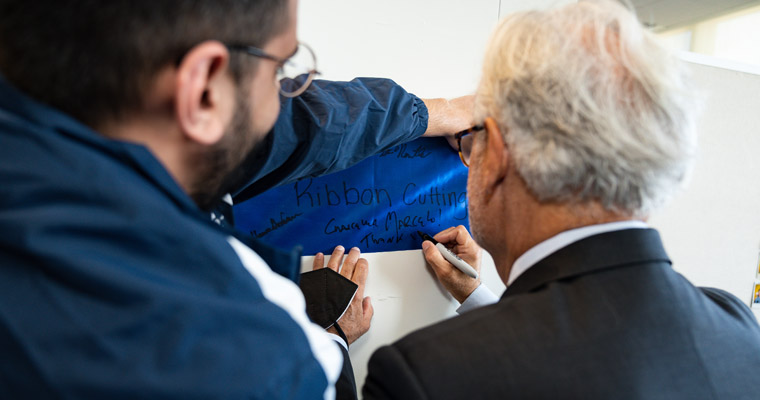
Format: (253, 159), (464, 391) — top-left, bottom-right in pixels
(189, 88), (266, 211)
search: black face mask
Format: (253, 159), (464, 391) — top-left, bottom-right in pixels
(299, 268), (358, 330)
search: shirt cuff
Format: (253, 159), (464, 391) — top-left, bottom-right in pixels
(456, 283), (499, 314)
(327, 332), (348, 351)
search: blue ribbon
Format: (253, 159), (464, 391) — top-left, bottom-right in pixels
(233, 137), (469, 254)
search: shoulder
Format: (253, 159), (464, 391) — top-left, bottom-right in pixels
(0, 109), (341, 398)
(699, 286), (760, 327)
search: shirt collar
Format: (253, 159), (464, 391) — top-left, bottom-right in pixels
(507, 220), (649, 287)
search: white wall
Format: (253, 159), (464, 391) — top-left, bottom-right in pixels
(298, 0), (574, 98)
(649, 53), (760, 319)
(297, 0), (760, 394)
(298, 0), (496, 98)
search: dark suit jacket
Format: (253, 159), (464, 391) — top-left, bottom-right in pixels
(337, 344), (358, 400)
(363, 229), (760, 399)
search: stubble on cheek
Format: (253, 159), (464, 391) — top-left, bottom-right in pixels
(248, 71), (281, 137)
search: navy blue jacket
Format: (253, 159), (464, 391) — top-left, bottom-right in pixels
(0, 76), (427, 399)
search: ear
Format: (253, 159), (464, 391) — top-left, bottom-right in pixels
(481, 117), (509, 187)
(174, 41), (234, 146)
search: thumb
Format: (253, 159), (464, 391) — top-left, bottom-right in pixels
(422, 241), (451, 275)
(363, 297), (373, 326)
(363, 296), (373, 317)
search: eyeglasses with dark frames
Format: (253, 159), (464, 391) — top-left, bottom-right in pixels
(226, 42), (320, 98)
(454, 125), (484, 167)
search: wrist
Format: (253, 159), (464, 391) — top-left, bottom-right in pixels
(453, 281), (481, 303)
(421, 98), (446, 136)
(327, 322), (350, 347)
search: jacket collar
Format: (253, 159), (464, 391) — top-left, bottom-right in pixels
(503, 228), (671, 299)
(0, 77), (304, 282)
(0, 76), (200, 216)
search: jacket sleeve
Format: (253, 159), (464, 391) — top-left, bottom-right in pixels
(362, 345), (428, 400)
(232, 77), (429, 203)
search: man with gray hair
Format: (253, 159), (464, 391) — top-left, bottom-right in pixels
(363, 1), (760, 398)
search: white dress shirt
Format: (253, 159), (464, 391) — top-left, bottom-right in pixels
(457, 220), (649, 314)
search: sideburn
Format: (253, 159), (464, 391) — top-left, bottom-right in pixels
(190, 86), (259, 211)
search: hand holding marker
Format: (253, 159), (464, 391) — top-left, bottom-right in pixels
(417, 231), (479, 279)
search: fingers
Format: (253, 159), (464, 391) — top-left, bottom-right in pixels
(453, 225), (471, 246)
(312, 252), (325, 271)
(432, 225), (481, 266)
(432, 226), (457, 241)
(325, 245), (345, 272)
(353, 258), (369, 298)
(340, 247), (361, 279)
(422, 236), (481, 303)
(324, 246), (365, 278)
(327, 249), (372, 345)
(434, 225), (470, 247)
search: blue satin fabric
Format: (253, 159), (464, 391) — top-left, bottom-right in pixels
(234, 137), (469, 254)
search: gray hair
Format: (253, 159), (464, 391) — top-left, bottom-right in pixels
(474, 0), (697, 217)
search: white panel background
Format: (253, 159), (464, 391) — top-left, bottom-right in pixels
(296, 0), (760, 394)
(297, 0), (497, 98)
(649, 53), (760, 315)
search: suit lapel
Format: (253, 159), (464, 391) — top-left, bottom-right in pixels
(503, 228), (671, 299)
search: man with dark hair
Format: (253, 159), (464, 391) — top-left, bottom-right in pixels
(0, 0), (471, 398)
